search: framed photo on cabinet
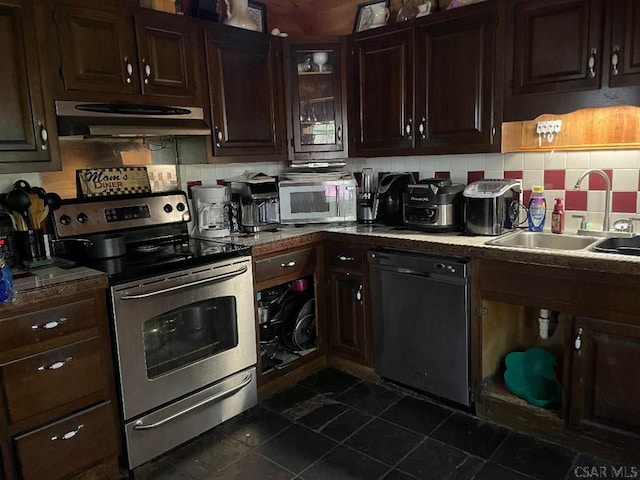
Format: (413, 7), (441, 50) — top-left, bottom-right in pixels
(248, 0), (267, 33)
(353, 0), (390, 32)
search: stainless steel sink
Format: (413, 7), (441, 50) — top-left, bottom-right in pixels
(486, 231), (601, 251)
(591, 236), (640, 256)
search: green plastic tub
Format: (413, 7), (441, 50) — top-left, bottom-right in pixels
(504, 347), (562, 408)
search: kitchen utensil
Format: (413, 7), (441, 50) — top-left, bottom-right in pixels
(44, 192), (62, 211)
(28, 193), (45, 228)
(6, 190), (33, 230)
(12, 179), (31, 193)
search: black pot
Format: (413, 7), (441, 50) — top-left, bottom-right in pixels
(85, 233), (126, 258)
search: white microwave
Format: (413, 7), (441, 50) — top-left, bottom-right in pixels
(278, 175), (357, 224)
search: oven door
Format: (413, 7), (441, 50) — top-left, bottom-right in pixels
(110, 256), (256, 420)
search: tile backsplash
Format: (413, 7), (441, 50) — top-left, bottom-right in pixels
(4, 148), (639, 234)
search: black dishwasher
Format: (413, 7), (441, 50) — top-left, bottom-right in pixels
(369, 249), (471, 406)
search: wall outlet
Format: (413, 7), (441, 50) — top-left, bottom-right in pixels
(536, 120), (562, 134)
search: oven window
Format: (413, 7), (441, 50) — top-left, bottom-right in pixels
(142, 297), (238, 379)
(290, 191), (330, 213)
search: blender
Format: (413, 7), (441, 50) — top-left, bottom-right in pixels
(357, 168), (375, 224)
(191, 185), (230, 238)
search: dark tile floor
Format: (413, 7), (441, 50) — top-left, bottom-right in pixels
(132, 368), (636, 480)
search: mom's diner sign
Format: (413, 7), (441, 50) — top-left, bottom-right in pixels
(76, 167), (152, 197)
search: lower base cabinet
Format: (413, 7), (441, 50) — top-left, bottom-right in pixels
(475, 258), (640, 464)
(326, 243), (372, 366)
(0, 283), (120, 480)
(15, 402), (118, 480)
(570, 317), (640, 452)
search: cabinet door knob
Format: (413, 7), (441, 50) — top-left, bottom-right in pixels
(38, 356), (73, 371)
(143, 60), (151, 84)
(405, 117), (413, 139)
(280, 261), (296, 268)
(574, 327), (583, 352)
(356, 284), (363, 301)
(336, 125), (342, 143)
(37, 120), (48, 150)
(31, 316), (67, 330)
(337, 255), (355, 262)
(125, 57), (133, 84)
(418, 117), (426, 139)
(51, 424), (83, 442)
(611, 45), (620, 76)
(588, 48), (597, 78)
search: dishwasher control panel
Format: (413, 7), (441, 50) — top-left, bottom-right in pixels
(369, 249), (469, 280)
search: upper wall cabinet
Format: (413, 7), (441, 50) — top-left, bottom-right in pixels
(0, 0), (60, 173)
(348, 1), (500, 158)
(285, 38), (347, 162)
(415, 7), (499, 154)
(53, 3), (200, 104)
(504, 0), (640, 121)
(348, 28), (414, 157)
(204, 26), (286, 157)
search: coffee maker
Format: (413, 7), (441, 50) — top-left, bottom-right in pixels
(191, 185), (230, 238)
(357, 168), (375, 224)
(230, 180), (280, 233)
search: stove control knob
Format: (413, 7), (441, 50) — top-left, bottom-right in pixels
(60, 214), (72, 226)
(176, 202), (186, 212)
(163, 204), (173, 213)
(77, 213), (88, 224)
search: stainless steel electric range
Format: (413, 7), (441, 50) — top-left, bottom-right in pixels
(52, 191), (257, 470)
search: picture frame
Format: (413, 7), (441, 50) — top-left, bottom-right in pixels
(248, 0), (267, 33)
(353, 0), (390, 33)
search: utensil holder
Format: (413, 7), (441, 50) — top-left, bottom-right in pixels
(15, 230), (54, 268)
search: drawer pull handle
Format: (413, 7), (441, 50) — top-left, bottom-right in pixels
(31, 317), (67, 330)
(38, 356), (72, 371)
(51, 424), (83, 442)
(337, 255), (355, 262)
(281, 261), (297, 268)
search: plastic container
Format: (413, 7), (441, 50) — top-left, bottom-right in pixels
(0, 259), (13, 304)
(551, 198), (564, 234)
(504, 347), (562, 408)
(528, 186), (547, 232)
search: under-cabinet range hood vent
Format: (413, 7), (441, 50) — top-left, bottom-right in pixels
(55, 101), (212, 138)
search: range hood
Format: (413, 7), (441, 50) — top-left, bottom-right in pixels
(55, 101), (212, 138)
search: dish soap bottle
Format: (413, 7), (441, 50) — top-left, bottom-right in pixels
(528, 185), (547, 232)
(551, 197), (564, 234)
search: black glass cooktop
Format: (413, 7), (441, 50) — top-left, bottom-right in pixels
(69, 237), (251, 285)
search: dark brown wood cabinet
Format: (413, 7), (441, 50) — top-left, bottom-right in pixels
(0, 0), (60, 173)
(205, 25), (286, 157)
(348, 28), (414, 157)
(415, 7), (499, 153)
(570, 316), (640, 452)
(286, 38), (347, 161)
(326, 243), (371, 365)
(53, 3), (199, 103)
(504, 0), (640, 120)
(0, 281), (120, 480)
(348, 1), (500, 157)
(475, 258), (640, 464)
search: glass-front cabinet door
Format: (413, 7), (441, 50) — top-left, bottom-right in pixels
(287, 40), (345, 160)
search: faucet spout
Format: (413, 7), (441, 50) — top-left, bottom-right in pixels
(574, 168), (611, 232)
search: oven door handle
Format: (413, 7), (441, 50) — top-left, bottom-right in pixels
(132, 371), (253, 430)
(120, 265), (248, 300)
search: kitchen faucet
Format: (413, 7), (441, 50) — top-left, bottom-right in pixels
(574, 168), (611, 232)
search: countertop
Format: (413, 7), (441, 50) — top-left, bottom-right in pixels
(0, 263), (107, 311)
(229, 223), (640, 276)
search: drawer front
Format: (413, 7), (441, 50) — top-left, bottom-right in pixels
(326, 244), (365, 271)
(0, 298), (98, 352)
(2, 337), (106, 423)
(254, 247), (316, 284)
(15, 402), (118, 480)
